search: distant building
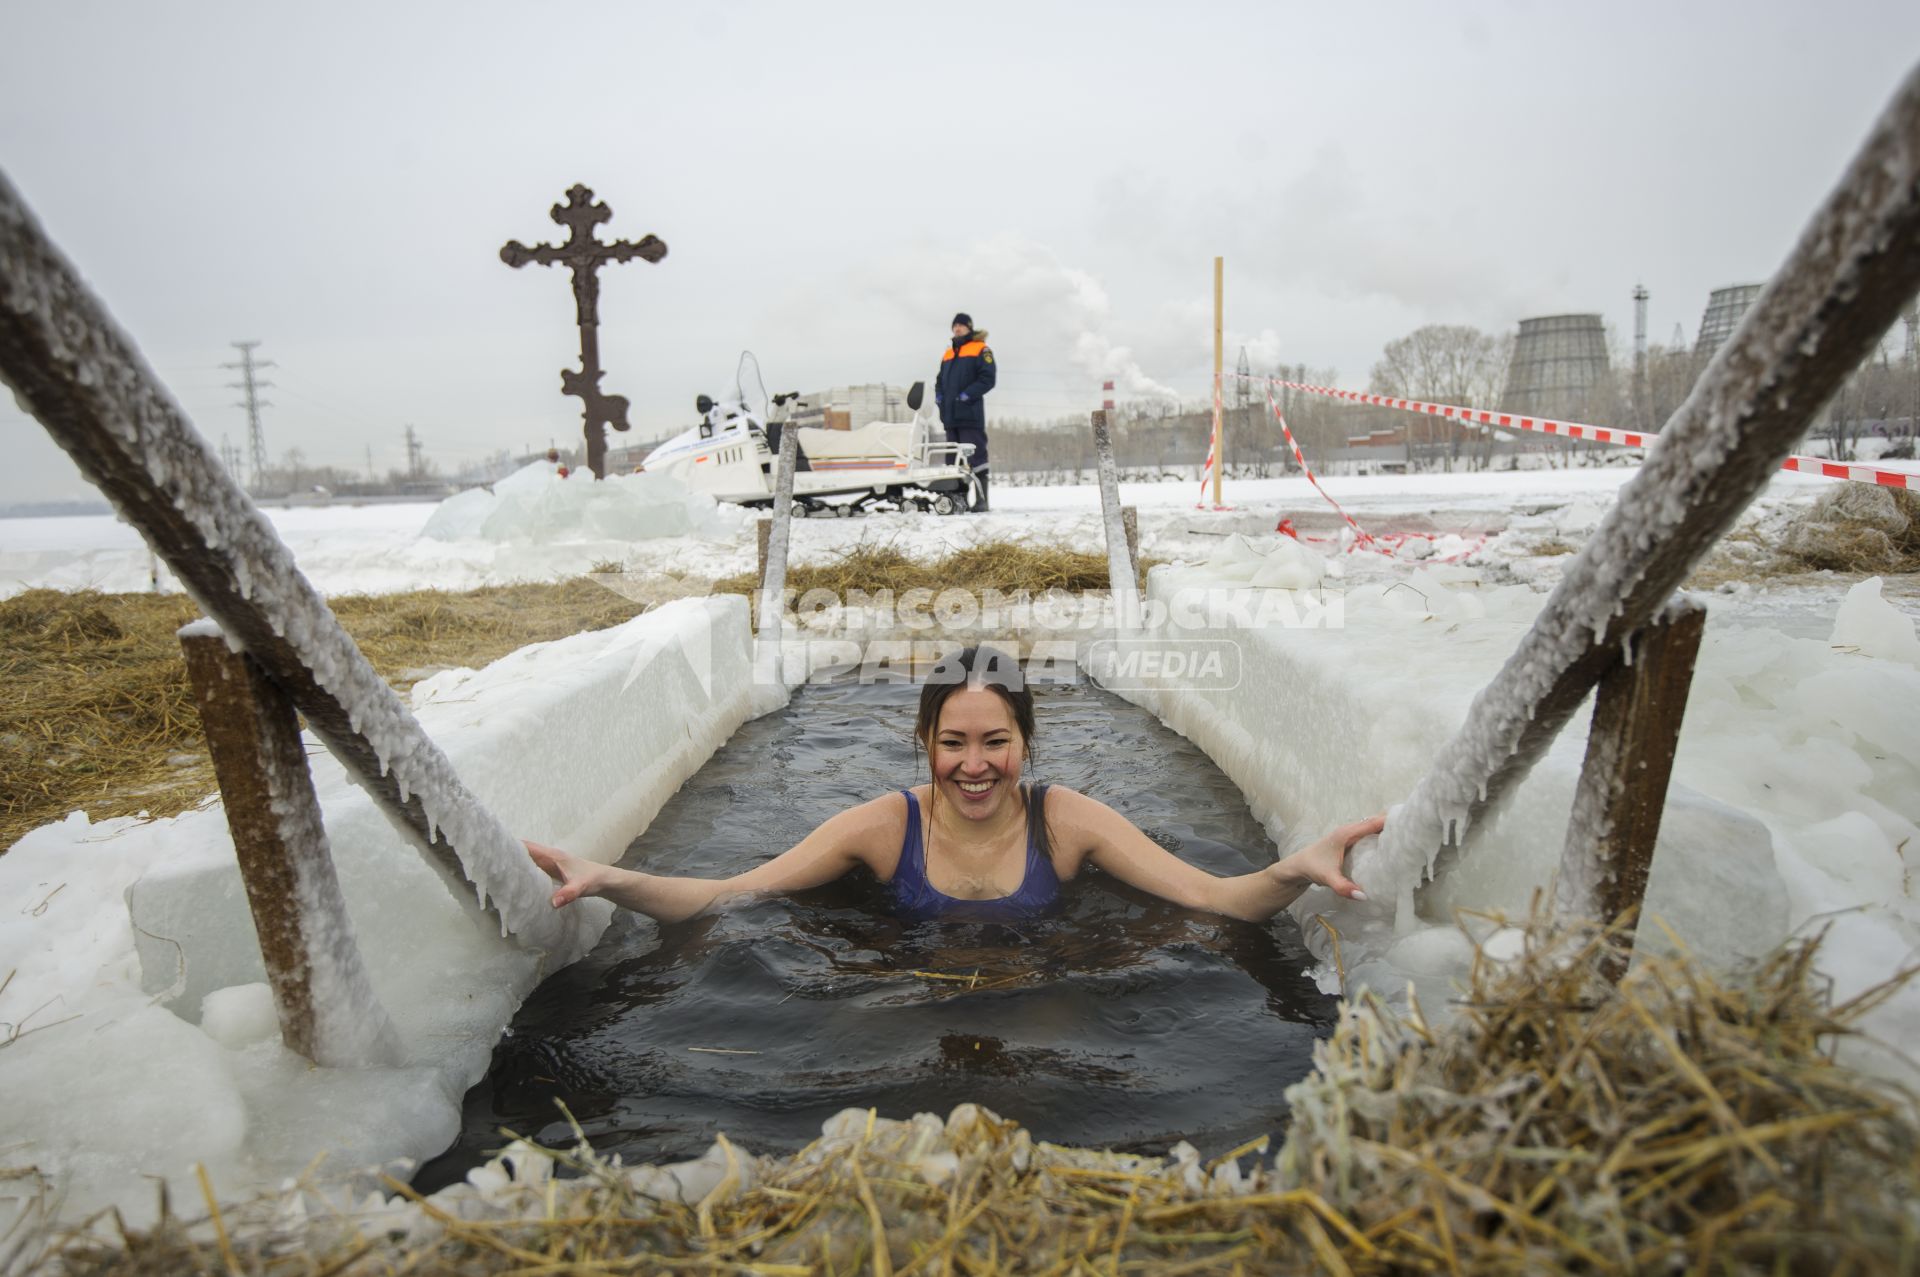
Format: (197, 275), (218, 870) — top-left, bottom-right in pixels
(1502, 314), (1615, 421)
(1694, 283), (1764, 366)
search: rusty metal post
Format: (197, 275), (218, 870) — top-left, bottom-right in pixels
(1556, 598), (1708, 975)
(180, 625), (398, 1066)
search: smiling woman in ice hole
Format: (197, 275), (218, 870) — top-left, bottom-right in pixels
(526, 646), (1381, 925)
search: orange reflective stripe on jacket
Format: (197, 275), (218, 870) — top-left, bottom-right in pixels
(941, 340), (988, 361)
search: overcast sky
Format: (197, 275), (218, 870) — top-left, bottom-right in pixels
(3, 1), (1917, 503)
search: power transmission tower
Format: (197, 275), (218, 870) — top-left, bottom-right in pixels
(1632, 284), (1651, 431)
(223, 340), (274, 491)
(404, 424), (424, 482)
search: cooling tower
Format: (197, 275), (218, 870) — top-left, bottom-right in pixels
(1501, 313), (1614, 420)
(1693, 283), (1763, 364)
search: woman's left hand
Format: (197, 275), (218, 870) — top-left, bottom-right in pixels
(1272, 814), (1384, 902)
(525, 839), (612, 909)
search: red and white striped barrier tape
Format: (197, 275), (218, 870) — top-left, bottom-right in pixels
(1196, 374), (1231, 509)
(1234, 375), (1918, 492)
(1197, 381), (1485, 562)
(1263, 381), (1378, 548)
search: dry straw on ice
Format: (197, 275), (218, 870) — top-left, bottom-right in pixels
(24, 915), (1919, 1275)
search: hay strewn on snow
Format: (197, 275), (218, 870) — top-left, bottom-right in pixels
(1779, 483), (1920, 573)
(25, 918), (1919, 1274)
(0, 582), (654, 852)
(713, 539), (1152, 600)
(2, 542), (1138, 852)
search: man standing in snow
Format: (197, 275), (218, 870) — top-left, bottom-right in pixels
(935, 313), (996, 512)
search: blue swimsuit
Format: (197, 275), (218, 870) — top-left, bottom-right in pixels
(891, 784), (1061, 922)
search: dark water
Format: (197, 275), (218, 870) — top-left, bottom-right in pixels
(416, 677), (1335, 1189)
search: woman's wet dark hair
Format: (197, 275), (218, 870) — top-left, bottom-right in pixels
(914, 646), (1051, 841)
(914, 645), (1034, 754)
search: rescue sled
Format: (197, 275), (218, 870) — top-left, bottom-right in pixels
(641, 379), (981, 516)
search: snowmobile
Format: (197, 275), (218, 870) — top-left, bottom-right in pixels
(640, 357), (982, 516)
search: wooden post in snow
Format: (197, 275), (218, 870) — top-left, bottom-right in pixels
(1091, 410), (1141, 629)
(758, 415), (801, 638)
(756, 518), (773, 593)
(1392, 64), (1920, 903)
(1121, 505), (1140, 582)
(180, 624), (398, 1065)
(0, 169), (598, 961)
(1556, 597), (1707, 974)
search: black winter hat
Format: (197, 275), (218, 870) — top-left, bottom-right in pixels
(951, 313), (973, 329)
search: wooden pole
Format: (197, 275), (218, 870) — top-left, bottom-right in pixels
(1556, 598), (1707, 974)
(1121, 505), (1140, 583)
(1091, 411), (1141, 630)
(1211, 256), (1224, 509)
(1389, 64), (1920, 900)
(758, 416), (801, 638)
(180, 625), (397, 1066)
(0, 169), (598, 960)
(756, 517), (773, 593)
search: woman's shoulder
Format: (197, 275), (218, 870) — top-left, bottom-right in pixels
(1033, 783), (1099, 816)
(1034, 785), (1134, 843)
(808, 791), (911, 845)
(804, 791), (912, 879)
(854, 789), (914, 822)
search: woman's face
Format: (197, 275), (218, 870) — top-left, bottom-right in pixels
(928, 687), (1025, 822)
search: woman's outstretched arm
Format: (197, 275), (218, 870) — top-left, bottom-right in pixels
(1052, 787), (1380, 923)
(526, 794), (903, 923)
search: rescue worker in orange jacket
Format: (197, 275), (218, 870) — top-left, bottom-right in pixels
(935, 313), (996, 511)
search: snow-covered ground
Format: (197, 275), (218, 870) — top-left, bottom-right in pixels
(0, 462), (1866, 601)
(1, 596), (758, 1238)
(1123, 548), (1920, 1076)
(2, 460), (1917, 1246)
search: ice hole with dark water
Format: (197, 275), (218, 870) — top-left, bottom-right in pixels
(416, 675), (1335, 1190)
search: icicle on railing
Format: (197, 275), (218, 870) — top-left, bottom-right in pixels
(1091, 409), (1143, 634)
(0, 169), (602, 965)
(1371, 61), (1920, 909)
(180, 623), (400, 1065)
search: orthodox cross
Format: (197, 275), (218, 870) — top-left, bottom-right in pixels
(501, 184), (667, 477)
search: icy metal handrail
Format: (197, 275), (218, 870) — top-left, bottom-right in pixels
(0, 169), (600, 964)
(1387, 61), (1920, 915)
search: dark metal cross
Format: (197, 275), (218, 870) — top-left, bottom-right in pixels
(501, 184), (667, 478)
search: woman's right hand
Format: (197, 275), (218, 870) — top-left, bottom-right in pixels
(525, 839), (609, 909)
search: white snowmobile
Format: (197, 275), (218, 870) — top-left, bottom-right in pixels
(640, 358), (981, 516)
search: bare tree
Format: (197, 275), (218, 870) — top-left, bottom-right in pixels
(1367, 325), (1513, 470)
(1820, 322), (1909, 460)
